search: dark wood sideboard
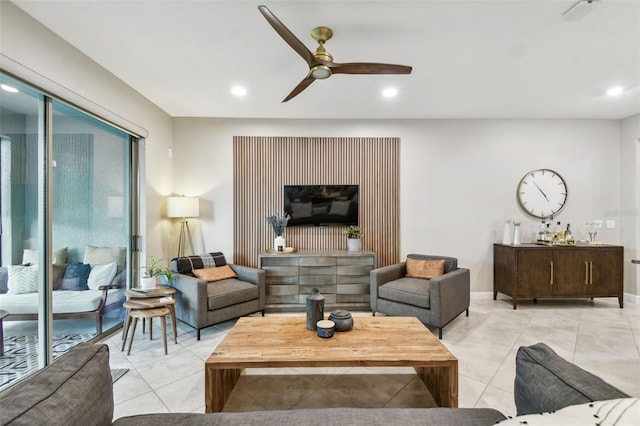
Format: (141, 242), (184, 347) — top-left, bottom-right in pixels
(493, 243), (623, 309)
(258, 250), (376, 313)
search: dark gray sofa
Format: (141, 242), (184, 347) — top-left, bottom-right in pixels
(0, 342), (630, 425)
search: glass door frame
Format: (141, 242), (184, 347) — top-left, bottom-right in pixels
(1, 72), (142, 369)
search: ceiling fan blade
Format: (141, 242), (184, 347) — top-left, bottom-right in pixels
(282, 75), (315, 102)
(331, 62), (413, 75)
(258, 5), (318, 67)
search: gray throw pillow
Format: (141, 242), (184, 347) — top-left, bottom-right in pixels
(514, 342), (629, 415)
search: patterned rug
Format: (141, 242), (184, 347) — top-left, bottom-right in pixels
(111, 368), (129, 383)
(0, 333), (95, 391)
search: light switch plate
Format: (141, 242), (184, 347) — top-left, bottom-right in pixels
(606, 220), (615, 229)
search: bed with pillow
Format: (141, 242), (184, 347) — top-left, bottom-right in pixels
(0, 246), (126, 334)
(170, 252), (265, 340)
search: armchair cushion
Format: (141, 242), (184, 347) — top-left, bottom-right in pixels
(172, 252), (226, 275)
(87, 262), (117, 290)
(7, 265), (39, 295)
(193, 265), (237, 282)
(406, 258), (445, 279)
(52, 264), (66, 290)
(83, 245), (126, 274)
(207, 278), (260, 310)
(23, 247), (68, 266)
(379, 277), (430, 308)
(60, 263), (91, 291)
(407, 254), (457, 273)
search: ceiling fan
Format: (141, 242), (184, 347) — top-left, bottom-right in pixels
(258, 5), (413, 102)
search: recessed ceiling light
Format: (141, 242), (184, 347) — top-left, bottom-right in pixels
(231, 86), (247, 97)
(606, 86), (624, 96)
(1, 84), (19, 93)
(382, 88), (398, 98)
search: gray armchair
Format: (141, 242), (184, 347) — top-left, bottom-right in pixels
(171, 261), (265, 340)
(370, 254), (470, 339)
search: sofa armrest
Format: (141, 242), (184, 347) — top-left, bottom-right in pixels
(0, 343), (113, 425)
(230, 264), (265, 310)
(370, 262), (406, 312)
(97, 283), (120, 291)
(171, 272), (208, 329)
(95, 283), (121, 313)
(429, 268), (470, 325)
(229, 264), (263, 285)
(514, 342), (629, 415)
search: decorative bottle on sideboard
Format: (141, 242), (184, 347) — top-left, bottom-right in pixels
(556, 221), (564, 240)
(538, 220), (547, 242)
(565, 223), (574, 244)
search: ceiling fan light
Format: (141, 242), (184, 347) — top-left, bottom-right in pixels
(311, 65), (331, 80)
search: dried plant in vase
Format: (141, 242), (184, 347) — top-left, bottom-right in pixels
(267, 213), (291, 251)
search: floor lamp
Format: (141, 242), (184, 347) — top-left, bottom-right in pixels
(167, 196), (200, 258)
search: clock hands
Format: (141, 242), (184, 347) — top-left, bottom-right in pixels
(532, 181), (549, 202)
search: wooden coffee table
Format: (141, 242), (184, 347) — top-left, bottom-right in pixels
(205, 316), (458, 412)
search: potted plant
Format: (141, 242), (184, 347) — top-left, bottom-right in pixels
(344, 225), (363, 252)
(140, 256), (174, 289)
(267, 213), (290, 250)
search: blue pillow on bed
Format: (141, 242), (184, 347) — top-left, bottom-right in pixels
(60, 263), (91, 291)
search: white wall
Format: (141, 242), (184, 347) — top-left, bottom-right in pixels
(0, 2), (174, 264)
(173, 118), (628, 295)
(620, 114), (640, 298)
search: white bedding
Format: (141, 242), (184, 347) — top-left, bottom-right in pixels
(0, 289), (122, 314)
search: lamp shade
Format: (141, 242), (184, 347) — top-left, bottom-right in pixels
(167, 196), (200, 218)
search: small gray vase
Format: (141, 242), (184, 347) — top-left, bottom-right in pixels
(306, 288), (325, 330)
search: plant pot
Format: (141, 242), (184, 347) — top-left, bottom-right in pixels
(140, 276), (156, 290)
(347, 238), (362, 252)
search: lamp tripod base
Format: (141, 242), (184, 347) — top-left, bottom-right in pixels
(177, 219), (195, 258)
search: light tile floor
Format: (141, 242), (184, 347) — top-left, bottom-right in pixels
(105, 298), (640, 421)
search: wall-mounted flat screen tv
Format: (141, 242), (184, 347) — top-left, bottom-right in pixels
(284, 185), (359, 227)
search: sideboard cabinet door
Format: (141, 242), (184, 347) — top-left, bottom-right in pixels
(552, 249), (591, 297)
(588, 247), (623, 299)
(517, 249), (553, 298)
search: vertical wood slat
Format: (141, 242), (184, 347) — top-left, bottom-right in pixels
(234, 137), (399, 268)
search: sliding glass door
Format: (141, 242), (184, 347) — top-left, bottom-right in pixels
(0, 73), (139, 390)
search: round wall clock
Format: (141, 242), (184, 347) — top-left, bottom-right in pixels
(516, 168), (568, 219)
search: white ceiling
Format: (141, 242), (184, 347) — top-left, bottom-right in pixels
(11, 0), (640, 120)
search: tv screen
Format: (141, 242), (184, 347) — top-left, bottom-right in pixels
(284, 185), (359, 227)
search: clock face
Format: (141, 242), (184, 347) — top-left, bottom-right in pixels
(517, 169), (568, 219)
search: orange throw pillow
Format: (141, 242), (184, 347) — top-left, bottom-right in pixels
(406, 258), (445, 280)
(192, 265), (237, 282)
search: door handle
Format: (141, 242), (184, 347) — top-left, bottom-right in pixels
(585, 261), (589, 285)
(550, 261), (554, 286)
(589, 261), (593, 285)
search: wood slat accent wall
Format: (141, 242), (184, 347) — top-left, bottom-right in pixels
(234, 136), (399, 268)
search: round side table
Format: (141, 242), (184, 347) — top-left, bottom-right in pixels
(125, 307), (172, 355)
(122, 285), (177, 352)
